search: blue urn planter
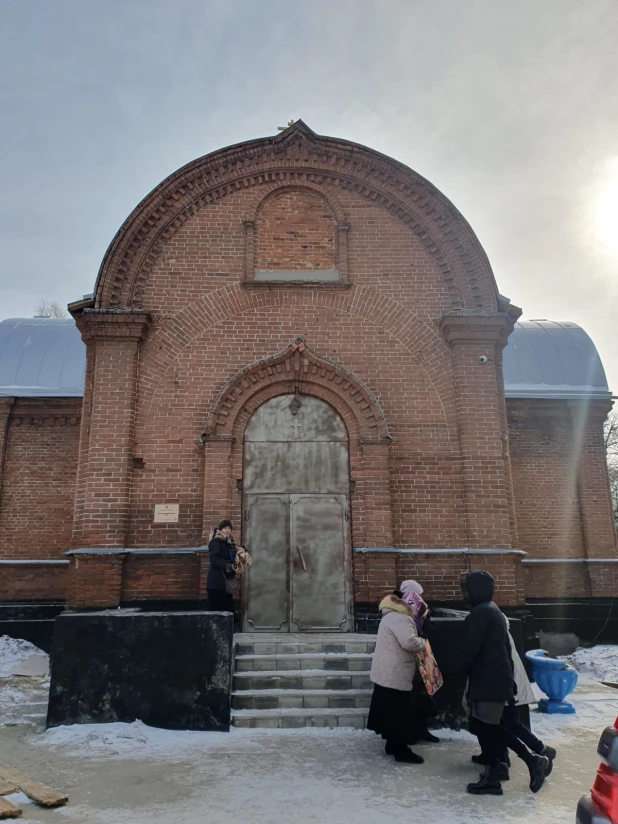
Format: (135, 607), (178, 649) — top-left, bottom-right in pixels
(525, 649), (579, 714)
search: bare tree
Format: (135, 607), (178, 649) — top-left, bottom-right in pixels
(604, 407), (618, 518)
(34, 300), (67, 319)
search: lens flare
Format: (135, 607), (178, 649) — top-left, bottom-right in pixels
(594, 158), (618, 255)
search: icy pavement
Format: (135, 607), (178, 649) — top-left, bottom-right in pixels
(0, 642), (617, 823)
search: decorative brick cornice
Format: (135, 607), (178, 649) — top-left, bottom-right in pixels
(7, 398), (82, 426)
(567, 398), (614, 423)
(93, 120), (499, 313)
(439, 311), (518, 348)
(12, 414), (80, 427)
(74, 309), (152, 344)
(203, 337), (391, 442)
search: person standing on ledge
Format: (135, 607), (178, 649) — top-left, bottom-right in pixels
(207, 519), (240, 615)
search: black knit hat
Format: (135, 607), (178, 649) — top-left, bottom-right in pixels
(218, 519), (233, 531)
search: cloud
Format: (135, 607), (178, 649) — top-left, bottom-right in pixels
(1, 0), (617, 389)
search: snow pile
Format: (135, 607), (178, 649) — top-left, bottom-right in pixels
(0, 636), (48, 677)
(43, 720), (264, 758)
(564, 645), (618, 684)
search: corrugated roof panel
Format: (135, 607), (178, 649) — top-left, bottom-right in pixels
(504, 320), (611, 399)
(0, 316), (611, 401)
(0, 318), (86, 397)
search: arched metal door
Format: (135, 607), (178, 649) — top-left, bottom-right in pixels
(243, 394), (351, 632)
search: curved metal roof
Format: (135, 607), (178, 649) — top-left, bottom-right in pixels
(503, 320), (611, 400)
(0, 316), (610, 400)
(0, 318), (86, 397)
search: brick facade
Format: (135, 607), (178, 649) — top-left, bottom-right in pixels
(0, 122), (615, 612)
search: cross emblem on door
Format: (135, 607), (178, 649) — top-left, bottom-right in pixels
(290, 418), (303, 439)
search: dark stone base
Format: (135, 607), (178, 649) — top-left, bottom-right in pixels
(47, 610), (234, 731)
(426, 616), (526, 728)
(526, 598), (618, 643)
(0, 603), (65, 653)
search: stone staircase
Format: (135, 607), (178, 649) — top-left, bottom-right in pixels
(231, 633), (376, 729)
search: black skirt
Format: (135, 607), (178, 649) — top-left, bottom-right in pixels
(367, 680), (437, 745)
(367, 683), (415, 745)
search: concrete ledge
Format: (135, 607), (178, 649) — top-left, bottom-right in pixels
(354, 547), (527, 556)
(523, 557), (618, 564)
(254, 269), (340, 282)
(65, 547), (206, 556)
(0, 559), (69, 565)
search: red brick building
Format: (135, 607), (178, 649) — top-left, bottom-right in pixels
(0, 122), (616, 633)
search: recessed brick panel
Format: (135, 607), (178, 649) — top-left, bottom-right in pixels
(255, 188), (336, 271)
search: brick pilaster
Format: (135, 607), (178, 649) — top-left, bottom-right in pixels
(71, 310), (151, 547)
(65, 552), (126, 608)
(440, 313), (517, 549)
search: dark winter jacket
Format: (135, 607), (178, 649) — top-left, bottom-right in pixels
(207, 531), (238, 593)
(460, 571), (515, 703)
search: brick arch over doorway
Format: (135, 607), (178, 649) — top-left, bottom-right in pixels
(136, 282), (455, 434)
(93, 121), (498, 312)
(201, 338), (393, 552)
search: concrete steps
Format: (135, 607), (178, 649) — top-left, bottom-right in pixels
(231, 634), (375, 729)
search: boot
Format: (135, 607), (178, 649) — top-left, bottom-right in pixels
(541, 745), (556, 776)
(467, 765), (503, 796)
(526, 755), (549, 793)
(420, 730), (441, 744)
(496, 762), (510, 782)
(393, 746), (424, 764)
(472, 752), (510, 768)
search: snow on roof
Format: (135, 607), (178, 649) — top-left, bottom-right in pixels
(0, 316), (611, 400)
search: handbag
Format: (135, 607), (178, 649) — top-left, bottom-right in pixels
(414, 640), (444, 696)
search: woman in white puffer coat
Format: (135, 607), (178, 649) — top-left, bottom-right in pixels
(367, 593), (427, 764)
(500, 619), (557, 776)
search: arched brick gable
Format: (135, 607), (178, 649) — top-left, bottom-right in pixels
(93, 121), (497, 313)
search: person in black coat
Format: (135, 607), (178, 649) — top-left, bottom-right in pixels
(207, 519), (239, 614)
(461, 570), (549, 796)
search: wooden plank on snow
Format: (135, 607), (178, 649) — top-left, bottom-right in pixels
(0, 782), (16, 798)
(0, 766), (67, 808)
(0, 796), (21, 819)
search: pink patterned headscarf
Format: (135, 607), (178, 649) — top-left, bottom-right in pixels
(400, 583), (428, 632)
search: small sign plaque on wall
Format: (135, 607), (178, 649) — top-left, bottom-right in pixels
(153, 503), (180, 524)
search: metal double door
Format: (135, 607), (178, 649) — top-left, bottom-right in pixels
(244, 492), (350, 632)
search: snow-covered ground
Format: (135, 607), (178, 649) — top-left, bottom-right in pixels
(0, 634), (48, 677)
(564, 644), (618, 684)
(1, 638), (618, 824)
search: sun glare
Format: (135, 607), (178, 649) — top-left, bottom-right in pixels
(594, 158), (618, 256)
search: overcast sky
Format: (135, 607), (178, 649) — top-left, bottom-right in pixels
(1, 0), (617, 392)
